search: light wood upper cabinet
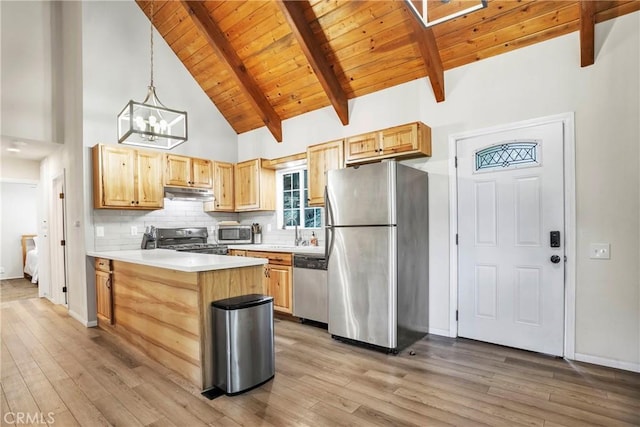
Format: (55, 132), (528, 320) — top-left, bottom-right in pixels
(345, 132), (379, 163)
(165, 154), (213, 189)
(234, 159), (275, 211)
(345, 121), (431, 165)
(307, 139), (344, 206)
(93, 144), (164, 209)
(204, 161), (235, 212)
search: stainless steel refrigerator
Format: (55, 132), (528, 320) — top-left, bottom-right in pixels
(325, 160), (429, 352)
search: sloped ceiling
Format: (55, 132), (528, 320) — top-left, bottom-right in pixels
(136, 0), (639, 142)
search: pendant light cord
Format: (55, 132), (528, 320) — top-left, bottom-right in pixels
(150, 0), (154, 87)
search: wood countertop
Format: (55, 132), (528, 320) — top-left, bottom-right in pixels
(87, 249), (267, 272)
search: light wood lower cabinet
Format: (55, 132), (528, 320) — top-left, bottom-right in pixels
(94, 258), (113, 325)
(232, 250), (293, 314)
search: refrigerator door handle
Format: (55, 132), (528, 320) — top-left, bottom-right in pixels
(325, 185), (335, 262)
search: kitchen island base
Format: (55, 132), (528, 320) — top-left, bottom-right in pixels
(99, 260), (264, 391)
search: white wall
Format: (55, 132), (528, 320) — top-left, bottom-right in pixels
(0, 182), (39, 279)
(239, 13), (640, 369)
(0, 158), (41, 181)
(0, 1), (61, 144)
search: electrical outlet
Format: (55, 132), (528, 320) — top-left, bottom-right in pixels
(590, 243), (610, 259)
(267, 223), (272, 232)
(96, 226), (104, 237)
(131, 226), (138, 236)
(0, 267), (4, 274)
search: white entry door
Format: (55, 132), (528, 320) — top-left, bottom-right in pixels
(457, 120), (565, 356)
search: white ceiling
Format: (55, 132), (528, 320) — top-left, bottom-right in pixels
(1, 135), (61, 161)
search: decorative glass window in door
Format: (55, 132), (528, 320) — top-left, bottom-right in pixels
(475, 141), (540, 172)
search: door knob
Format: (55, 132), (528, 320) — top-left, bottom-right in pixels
(550, 255), (561, 264)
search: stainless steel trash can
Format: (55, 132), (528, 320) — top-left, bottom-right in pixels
(212, 294), (274, 395)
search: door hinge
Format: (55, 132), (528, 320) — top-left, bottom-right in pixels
(60, 240), (66, 246)
(59, 192), (65, 199)
(455, 234), (458, 245)
(455, 310), (458, 321)
(62, 286), (67, 293)
(454, 156), (458, 168)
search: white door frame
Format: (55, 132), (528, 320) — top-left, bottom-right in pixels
(448, 112), (576, 359)
(50, 172), (69, 307)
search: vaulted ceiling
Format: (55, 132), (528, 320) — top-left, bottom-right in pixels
(135, 0), (639, 142)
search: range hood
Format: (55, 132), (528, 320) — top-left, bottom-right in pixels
(164, 186), (214, 202)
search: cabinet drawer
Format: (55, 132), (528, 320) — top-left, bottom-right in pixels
(245, 251), (292, 266)
(95, 258), (112, 273)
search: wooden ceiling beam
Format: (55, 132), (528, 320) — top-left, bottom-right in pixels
(277, 0), (349, 125)
(179, 0), (283, 142)
(407, 11), (445, 102)
(579, 0), (595, 67)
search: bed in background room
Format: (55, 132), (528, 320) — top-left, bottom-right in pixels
(22, 234), (38, 284)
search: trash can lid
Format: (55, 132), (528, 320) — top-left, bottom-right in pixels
(211, 294), (273, 310)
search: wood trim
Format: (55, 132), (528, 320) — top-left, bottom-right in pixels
(408, 15), (445, 102)
(277, 0), (349, 125)
(579, 0), (595, 67)
(262, 152), (307, 170)
(180, 0), (283, 142)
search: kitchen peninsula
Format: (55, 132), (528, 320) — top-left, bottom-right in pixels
(86, 249), (267, 390)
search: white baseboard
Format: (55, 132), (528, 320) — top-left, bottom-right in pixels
(68, 310), (94, 328)
(428, 327), (452, 337)
(574, 352), (640, 373)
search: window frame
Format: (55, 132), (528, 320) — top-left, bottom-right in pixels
(276, 167), (323, 230)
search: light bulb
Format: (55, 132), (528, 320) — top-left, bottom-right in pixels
(135, 116), (145, 130)
(153, 123), (161, 133)
(159, 119), (168, 131)
(148, 115), (157, 126)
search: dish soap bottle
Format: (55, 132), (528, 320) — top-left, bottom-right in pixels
(310, 232), (318, 246)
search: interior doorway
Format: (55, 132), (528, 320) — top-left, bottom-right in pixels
(50, 173), (68, 306)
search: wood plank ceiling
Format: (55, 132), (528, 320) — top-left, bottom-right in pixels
(135, 0), (639, 142)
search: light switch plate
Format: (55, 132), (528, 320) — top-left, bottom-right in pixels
(96, 226), (104, 237)
(590, 243), (610, 259)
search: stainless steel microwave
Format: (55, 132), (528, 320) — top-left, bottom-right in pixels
(217, 225), (252, 244)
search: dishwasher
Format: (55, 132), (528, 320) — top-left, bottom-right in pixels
(292, 253), (328, 325)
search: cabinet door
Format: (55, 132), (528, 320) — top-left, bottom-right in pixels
(268, 265), (292, 314)
(101, 145), (136, 207)
(380, 123), (418, 155)
(191, 158), (213, 188)
(214, 161), (235, 211)
(345, 132), (380, 163)
(136, 151), (164, 208)
(234, 159), (259, 211)
(307, 139), (344, 206)
(229, 249), (246, 256)
(95, 270), (113, 325)
(165, 155), (191, 186)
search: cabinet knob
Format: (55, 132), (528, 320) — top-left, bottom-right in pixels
(135, 201), (139, 204)
(131, 201), (135, 204)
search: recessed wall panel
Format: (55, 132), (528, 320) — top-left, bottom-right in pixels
(515, 267), (541, 326)
(515, 176), (541, 246)
(474, 181), (497, 246)
(475, 265), (497, 319)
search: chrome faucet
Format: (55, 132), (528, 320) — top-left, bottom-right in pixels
(294, 225), (303, 246)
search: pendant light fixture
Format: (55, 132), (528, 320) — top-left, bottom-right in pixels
(406, 0), (487, 28)
(117, 0), (188, 149)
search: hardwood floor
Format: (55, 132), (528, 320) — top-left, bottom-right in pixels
(0, 278), (38, 303)
(2, 298), (639, 427)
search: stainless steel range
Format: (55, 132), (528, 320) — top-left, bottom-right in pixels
(156, 227), (228, 255)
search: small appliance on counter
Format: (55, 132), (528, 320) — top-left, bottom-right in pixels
(141, 226), (157, 249)
(217, 223), (253, 244)
(251, 223), (262, 244)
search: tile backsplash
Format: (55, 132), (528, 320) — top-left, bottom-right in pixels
(92, 200), (324, 251)
(92, 200), (237, 251)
